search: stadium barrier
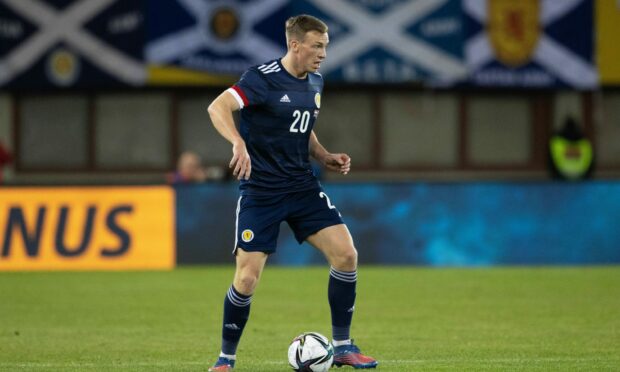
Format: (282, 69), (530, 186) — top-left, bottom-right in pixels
(2, 182), (618, 270)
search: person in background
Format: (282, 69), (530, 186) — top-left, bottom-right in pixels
(548, 116), (594, 181)
(0, 140), (13, 185)
(166, 151), (226, 184)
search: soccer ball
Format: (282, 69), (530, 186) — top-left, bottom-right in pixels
(288, 332), (334, 372)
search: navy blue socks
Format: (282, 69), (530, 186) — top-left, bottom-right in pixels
(328, 266), (357, 341)
(221, 285), (252, 355)
(220, 268), (356, 353)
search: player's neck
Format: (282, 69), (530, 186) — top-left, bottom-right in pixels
(281, 55), (308, 79)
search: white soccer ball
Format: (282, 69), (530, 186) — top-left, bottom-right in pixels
(288, 332), (334, 372)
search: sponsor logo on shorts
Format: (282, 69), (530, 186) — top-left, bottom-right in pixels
(241, 229), (254, 242)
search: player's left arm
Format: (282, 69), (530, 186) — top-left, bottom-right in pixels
(309, 130), (350, 175)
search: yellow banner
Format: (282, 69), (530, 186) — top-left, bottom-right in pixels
(147, 65), (236, 86)
(0, 186), (175, 271)
(597, 0), (620, 84)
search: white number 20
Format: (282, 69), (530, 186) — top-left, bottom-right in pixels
(290, 110), (310, 133)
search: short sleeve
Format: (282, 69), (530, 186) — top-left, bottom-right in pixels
(226, 69), (268, 109)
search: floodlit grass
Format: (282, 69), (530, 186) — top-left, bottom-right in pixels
(1, 266), (619, 371)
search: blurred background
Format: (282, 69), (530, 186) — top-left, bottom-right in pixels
(1, 0), (619, 269)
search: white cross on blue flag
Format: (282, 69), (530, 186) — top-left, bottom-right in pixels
(463, 0), (597, 88)
(0, 0), (145, 88)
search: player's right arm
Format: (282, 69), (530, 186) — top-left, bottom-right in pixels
(208, 90), (251, 180)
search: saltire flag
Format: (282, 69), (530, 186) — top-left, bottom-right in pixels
(290, 0), (467, 84)
(463, 0), (597, 88)
(0, 0), (145, 89)
(145, 0), (289, 85)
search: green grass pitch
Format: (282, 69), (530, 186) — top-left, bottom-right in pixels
(1, 266), (619, 371)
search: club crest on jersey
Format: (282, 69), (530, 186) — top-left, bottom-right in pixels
(314, 93), (321, 108)
(488, 0), (540, 67)
(241, 229), (254, 242)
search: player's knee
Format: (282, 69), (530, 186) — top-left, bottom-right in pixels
(332, 247), (358, 271)
(235, 273), (259, 294)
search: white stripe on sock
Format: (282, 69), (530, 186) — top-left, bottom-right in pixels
(219, 352), (236, 360)
(227, 287), (251, 307)
(330, 267), (357, 283)
(332, 339), (352, 347)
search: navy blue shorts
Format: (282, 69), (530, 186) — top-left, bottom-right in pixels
(234, 188), (344, 254)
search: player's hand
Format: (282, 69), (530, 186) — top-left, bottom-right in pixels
(323, 153), (351, 175)
(230, 140), (251, 180)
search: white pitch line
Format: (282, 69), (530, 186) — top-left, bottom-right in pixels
(266, 357), (620, 364)
(0, 361), (207, 368)
(2, 357), (618, 369)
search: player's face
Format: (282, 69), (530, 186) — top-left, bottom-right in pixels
(299, 31), (328, 73)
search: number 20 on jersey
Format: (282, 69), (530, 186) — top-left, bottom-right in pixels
(290, 110), (310, 133)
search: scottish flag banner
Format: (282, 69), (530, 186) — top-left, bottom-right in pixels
(145, 0), (288, 85)
(0, 0), (145, 88)
(291, 0), (466, 84)
(463, 0), (597, 88)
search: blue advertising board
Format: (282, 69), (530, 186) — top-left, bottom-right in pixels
(176, 181), (620, 266)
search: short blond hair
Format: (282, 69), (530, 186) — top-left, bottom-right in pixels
(285, 14), (328, 45)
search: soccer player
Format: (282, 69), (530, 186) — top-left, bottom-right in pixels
(206, 14), (378, 371)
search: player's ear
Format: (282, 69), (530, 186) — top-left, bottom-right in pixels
(290, 39), (299, 52)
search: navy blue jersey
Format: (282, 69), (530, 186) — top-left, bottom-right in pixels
(227, 59), (323, 195)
